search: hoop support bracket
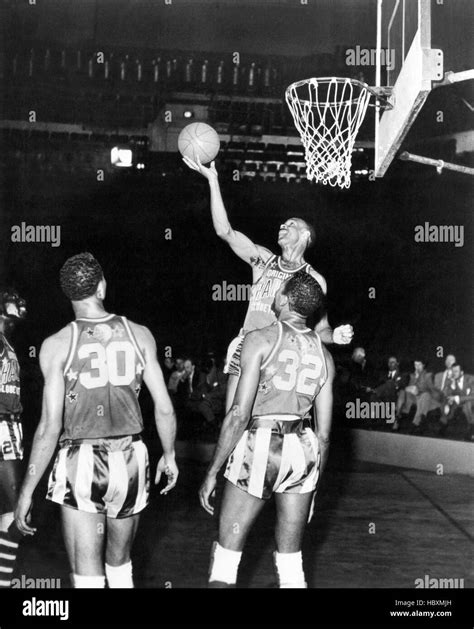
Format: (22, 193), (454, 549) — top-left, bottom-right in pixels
(367, 85), (394, 110)
(399, 151), (474, 176)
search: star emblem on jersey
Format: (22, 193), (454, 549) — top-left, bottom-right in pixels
(66, 392), (78, 403)
(298, 335), (315, 353)
(265, 365), (278, 378)
(135, 386), (141, 396)
(112, 324), (125, 338)
(85, 327), (94, 337)
(258, 381), (271, 395)
(66, 368), (78, 381)
(136, 363), (144, 375)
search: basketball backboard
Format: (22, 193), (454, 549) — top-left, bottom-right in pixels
(374, 0), (444, 177)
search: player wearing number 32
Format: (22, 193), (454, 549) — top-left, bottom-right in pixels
(199, 271), (335, 588)
(15, 253), (178, 588)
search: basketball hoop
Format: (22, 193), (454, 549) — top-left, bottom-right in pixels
(285, 77), (378, 189)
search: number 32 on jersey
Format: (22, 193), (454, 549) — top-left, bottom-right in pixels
(272, 349), (322, 395)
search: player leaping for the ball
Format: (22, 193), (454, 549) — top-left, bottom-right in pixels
(183, 156), (352, 411)
(199, 271), (334, 588)
(14, 253), (178, 588)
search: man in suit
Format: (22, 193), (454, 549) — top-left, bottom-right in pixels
(348, 347), (375, 402)
(177, 357), (216, 425)
(396, 360), (437, 434)
(440, 363), (474, 441)
(372, 357), (408, 431)
(434, 355), (456, 395)
(167, 357), (185, 394)
(421, 354), (458, 433)
(372, 356), (404, 404)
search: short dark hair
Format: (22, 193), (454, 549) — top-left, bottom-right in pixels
(282, 271), (324, 317)
(452, 362), (463, 370)
(414, 358), (427, 367)
(60, 253), (103, 301)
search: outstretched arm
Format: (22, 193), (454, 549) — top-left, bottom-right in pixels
(309, 270), (353, 345)
(139, 325), (178, 494)
(15, 335), (67, 535)
(198, 332), (265, 514)
(183, 156), (272, 266)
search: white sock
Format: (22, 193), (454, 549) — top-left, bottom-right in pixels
(105, 561), (133, 588)
(209, 542), (242, 585)
(73, 574), (106, 588)
(274, 551), (307, 588)
(0, 513), (19, 588)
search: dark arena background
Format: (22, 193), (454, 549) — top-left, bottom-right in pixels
(0, 0), (472, 625)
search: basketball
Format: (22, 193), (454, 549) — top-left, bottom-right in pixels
(178, 122), (220, 164)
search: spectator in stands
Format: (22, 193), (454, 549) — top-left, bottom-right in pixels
(177, 357), (216, 426)
(417, 353), (457, 434)
(201, 353), (227, 423)
(433, 354), (456, 400)
(371, 356), (405, 405)
(348, 347), (375, 402)
(162, 357), (175, 386)
(167, 357), (185, 394)
(439, 363), (474, 441)
(396, 359), (437, 434)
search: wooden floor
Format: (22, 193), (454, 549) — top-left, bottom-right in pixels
(15, 439), (474, 589)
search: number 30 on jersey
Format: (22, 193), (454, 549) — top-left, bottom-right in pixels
(78, 341), (137, 388)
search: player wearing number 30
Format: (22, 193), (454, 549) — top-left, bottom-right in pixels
(199, 271), (335, 588)
(14, 253), (178, 589)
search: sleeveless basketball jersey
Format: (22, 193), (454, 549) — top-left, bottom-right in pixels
(0, 334), (21, 414)
(242, 255), (313, 333)
(252, 321), (327, 419)
(61, 314), (145, 441)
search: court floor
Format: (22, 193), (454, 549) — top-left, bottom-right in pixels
(15, 436), (473, 589)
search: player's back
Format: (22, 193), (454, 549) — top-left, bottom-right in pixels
(62, 313), (145, 441)
(252, 320), (327, 419)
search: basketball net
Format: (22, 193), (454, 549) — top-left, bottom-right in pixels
(285, 77), (372, 189)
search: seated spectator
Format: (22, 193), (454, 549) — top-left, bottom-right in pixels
(439, 363), (474, 441)
(167, 357), (185, 394)
(432, 354), (456, 405)
(162, 356), (176, 386)
(348, 347), (376, 402)
(371, 356), (405, 405)
(396, 359), (437, 433)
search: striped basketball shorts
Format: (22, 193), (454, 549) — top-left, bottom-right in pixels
(0, 415), (23, 461)
(224, 417), (320, 500)
(47, 434), (150, 519)
(224, 333), (245, 377)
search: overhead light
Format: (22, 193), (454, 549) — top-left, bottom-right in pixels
(183, 110), (194, 119)
(111, 147), (133, 167)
